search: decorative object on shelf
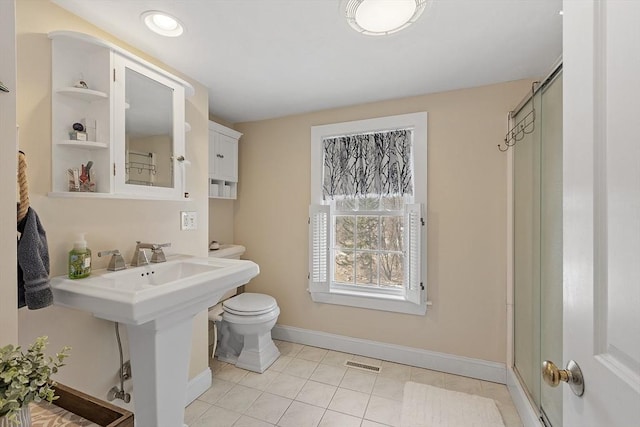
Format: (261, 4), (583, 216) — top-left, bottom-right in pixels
(67, 160), (96, 192)
(68, 131), (87, 141)
(81, 117), (96, 142)
(69, 122), (87, 141)
(73, 79), (88, 89)
(0, 336), (71, 426)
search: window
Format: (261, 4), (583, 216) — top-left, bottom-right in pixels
(309, 113), (427, 315)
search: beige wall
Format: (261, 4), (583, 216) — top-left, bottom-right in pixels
(0, 0), (18, 347)
(16, 0), (209, 406)
(235, 80), (530, 364)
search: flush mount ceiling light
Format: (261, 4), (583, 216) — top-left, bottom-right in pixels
(141, 10), (184, 37)
(345, 0), (428, 36)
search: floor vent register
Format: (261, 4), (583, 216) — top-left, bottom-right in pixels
(344, 360), (382, 373)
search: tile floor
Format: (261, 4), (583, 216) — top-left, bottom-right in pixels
(185, 340), (524, 427)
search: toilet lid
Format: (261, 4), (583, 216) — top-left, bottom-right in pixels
(223, 293), (277, 316)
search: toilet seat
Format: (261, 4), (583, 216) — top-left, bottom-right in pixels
(223, 293), (277, 316)
(223, 306), (280, 325)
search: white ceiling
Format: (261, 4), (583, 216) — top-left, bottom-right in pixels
(52, 0), (563, 124)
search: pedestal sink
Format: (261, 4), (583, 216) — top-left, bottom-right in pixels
(51, 255), (260, 427)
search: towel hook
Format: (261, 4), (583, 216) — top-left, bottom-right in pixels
(498, 81), (539, 152)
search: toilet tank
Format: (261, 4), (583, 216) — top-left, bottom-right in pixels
(209, 244), (246, 260)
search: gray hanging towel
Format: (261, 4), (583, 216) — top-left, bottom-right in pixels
(17, 206), (53, 309)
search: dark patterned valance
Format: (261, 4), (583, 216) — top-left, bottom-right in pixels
(322, 129), (413, 199)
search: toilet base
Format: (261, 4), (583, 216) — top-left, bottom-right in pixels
(216, 343), (279, 373)
(216, 353), (240, 365)
(235, 332), (280, 373)
(214, 321), (280, 373)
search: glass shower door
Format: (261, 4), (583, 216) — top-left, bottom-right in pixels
(514, 92), (542, 409)
(513, 70), (563, 427)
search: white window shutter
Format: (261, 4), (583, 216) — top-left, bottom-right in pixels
(309, 204), (331, 293)
(405, 203), (423, 305)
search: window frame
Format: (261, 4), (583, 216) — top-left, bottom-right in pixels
(309, 112), (427, 315)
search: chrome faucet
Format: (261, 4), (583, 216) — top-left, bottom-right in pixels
(131, 242), (171, 266)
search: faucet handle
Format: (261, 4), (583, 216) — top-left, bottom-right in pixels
(98, 249), (126, 271)
(150, 242), (171, 263)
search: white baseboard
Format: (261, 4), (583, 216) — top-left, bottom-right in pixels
(506, 367), (543, 427)
(185, 367), (212, 406)
(272, 324), (506, 384)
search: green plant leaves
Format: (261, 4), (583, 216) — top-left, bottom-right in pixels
(0, 336), (70, 424)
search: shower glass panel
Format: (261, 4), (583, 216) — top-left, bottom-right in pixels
(514, 94), (542, 407)
(513, 71), (563, 427)
(539, 73), (563, 427)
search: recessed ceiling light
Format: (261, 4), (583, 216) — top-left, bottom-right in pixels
(141, 10), (184, 37)
(345, 0), (428, 36)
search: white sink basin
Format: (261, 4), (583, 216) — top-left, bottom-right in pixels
(102, 260), (222, 289)
(51, 254), (260, 427)
(51, 254), (259, 326)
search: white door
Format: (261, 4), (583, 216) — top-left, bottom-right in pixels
(563, 1), (640, 425)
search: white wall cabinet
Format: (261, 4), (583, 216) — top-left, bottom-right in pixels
(209, 121), (242, 199)
(49, 31), (193, 200)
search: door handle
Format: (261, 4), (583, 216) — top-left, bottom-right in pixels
(542, 359), (585, 396)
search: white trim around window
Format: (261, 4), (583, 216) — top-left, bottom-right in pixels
(309, 112), (428, 315)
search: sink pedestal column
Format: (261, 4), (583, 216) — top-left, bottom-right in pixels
(126, 313), (195, 427)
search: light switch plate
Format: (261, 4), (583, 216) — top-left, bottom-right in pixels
(180, 211), (197, 230)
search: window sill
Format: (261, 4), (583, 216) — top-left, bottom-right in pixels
(309, 289), (427, 315)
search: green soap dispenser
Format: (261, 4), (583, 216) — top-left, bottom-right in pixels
(68, 232), (92, 279)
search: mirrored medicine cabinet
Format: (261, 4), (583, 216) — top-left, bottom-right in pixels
(49, 31), (194, 200)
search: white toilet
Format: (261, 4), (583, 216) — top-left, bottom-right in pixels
(208, 245), (280, 373)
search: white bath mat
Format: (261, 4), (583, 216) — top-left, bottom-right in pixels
(401, 382), (505, 427)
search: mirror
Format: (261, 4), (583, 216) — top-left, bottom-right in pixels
(125, 68), (174, 188)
